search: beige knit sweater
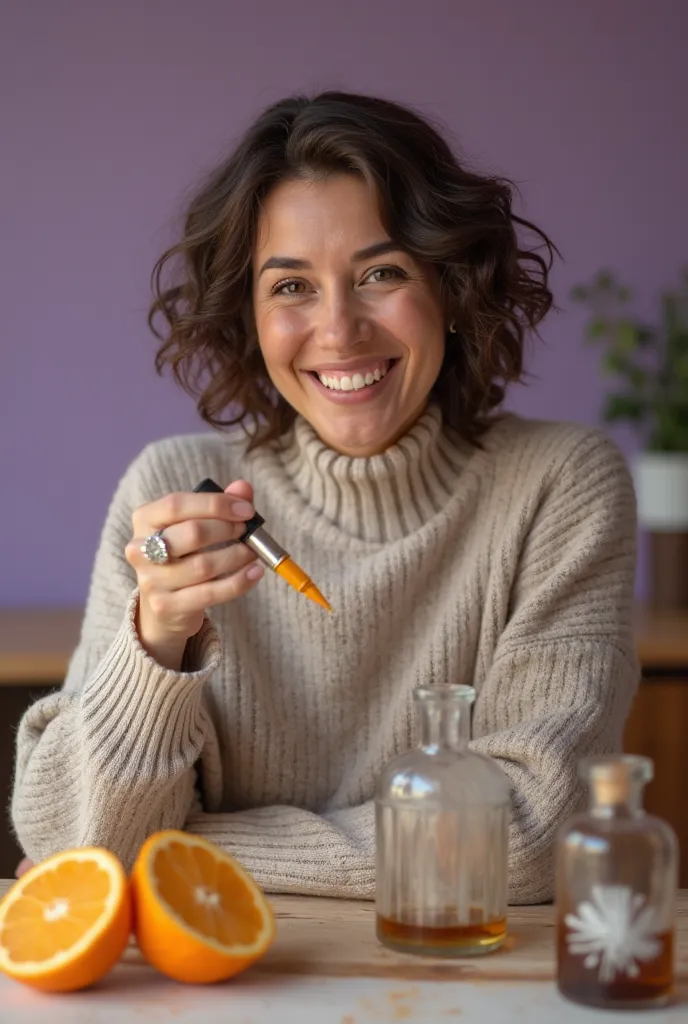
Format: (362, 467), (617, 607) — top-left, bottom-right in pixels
(12, 406), (639, 903)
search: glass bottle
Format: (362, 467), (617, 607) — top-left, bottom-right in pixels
(556, 755), (677, 1009)
(375, 684), (510, 957)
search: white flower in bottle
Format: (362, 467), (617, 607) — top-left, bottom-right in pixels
(565, 885), (662, 983)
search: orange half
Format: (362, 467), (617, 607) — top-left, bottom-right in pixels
(131, 830), (275, 984)
(0, 848), (131, 992)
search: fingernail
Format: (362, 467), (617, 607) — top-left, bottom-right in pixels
(231, 501), (254, 518)
(246, 563), (264, 581)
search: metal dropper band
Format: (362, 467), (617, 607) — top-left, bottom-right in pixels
(242, 520), (288, 571)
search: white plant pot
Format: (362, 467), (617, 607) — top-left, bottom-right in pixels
(633, 452), (688, 532)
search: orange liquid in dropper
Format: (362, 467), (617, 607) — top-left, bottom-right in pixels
(275, 558), (331, 611)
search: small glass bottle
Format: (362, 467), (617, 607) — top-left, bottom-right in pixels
(556, 755), (677, 1009)
(375, 684), (510, 957)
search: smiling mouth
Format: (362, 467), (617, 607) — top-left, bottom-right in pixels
(308, 358), (398, 392)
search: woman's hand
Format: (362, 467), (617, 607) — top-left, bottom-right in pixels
(125, 480), (264, 670)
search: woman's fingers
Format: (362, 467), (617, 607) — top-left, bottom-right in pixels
(224, 479), (254, 502)
(130, 516), (242, 562)
(142, 560), (264, 621)
(128, 484), (256, 564)
(132, 489), (254, 536)
(137, 539), (258, 595)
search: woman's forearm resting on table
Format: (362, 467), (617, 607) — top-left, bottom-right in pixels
(12, 634), (626, 905)
(11, 599), (636, 903)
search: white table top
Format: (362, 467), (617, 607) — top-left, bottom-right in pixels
(1, 881), (686, 1022)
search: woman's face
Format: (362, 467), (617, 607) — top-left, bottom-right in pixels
(252, 174), (447, 457)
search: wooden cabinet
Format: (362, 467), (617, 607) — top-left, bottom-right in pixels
(625, 606), (688, 886)
(0, 609), (81, 877)
(1, 607), (687, 882)
(624, 681), (688, 884)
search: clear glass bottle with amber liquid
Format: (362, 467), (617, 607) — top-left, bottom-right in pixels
(375, 684), (510, 957)
(556, 755), (678, 1009)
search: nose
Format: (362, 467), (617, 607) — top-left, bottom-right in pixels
(315, 288), (371, 350)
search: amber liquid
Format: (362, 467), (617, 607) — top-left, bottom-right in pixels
(557, 924), (674, 1008)
(377, 910), (507, 957)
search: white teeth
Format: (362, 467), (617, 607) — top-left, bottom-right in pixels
(316, 362), (391, 391)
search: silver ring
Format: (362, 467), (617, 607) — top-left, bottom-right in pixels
(141, 530), (171, 564)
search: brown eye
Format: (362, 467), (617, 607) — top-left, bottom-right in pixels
(364, 266), (405, 284)
(273, 279), (305, 296)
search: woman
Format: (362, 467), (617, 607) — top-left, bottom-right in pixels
(12, 92), (638, 903)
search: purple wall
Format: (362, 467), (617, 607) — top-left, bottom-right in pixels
(2, 0), (687, 606)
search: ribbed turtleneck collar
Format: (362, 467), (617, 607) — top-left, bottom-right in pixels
(271, 405), (470, 543)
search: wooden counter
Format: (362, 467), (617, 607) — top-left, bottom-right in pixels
(634, 605), (688, 673)
(0, 607), (81, 685)
(0, 881), (685, 1020)
(1, 604), (687, 686)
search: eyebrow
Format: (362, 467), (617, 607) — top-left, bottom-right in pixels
(258, 240), (403, 277)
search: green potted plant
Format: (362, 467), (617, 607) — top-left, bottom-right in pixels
(571, 269), (688, 608)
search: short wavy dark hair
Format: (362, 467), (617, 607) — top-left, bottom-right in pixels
(150, 91), (555, 449)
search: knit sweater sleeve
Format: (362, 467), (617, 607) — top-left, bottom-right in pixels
(11, 444), (222, 869)
(185, 801), (376, 899)
(470, 428), (639, 905)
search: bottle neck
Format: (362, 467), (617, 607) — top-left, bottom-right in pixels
(418, 700), (471, 753)
(589, 797), (645, 819)
(588, 782), (645, 818)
